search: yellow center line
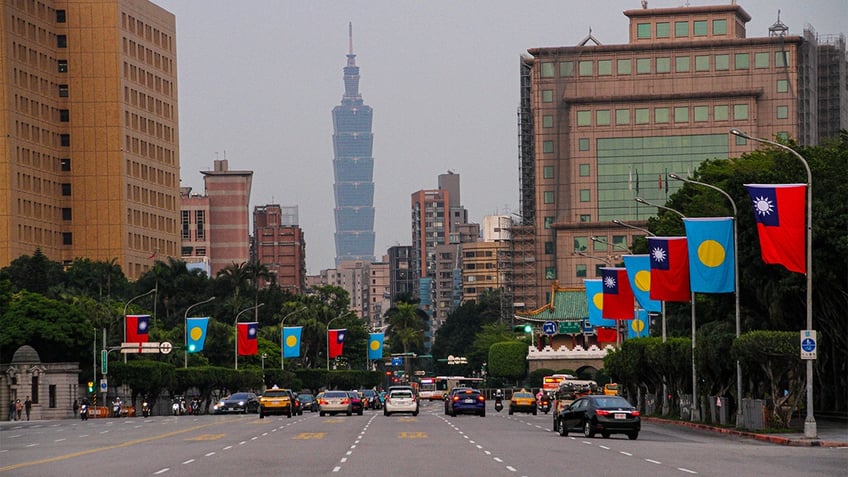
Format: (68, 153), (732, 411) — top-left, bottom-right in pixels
(0, 417), (240, 473)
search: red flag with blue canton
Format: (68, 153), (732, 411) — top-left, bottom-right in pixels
(745, 184), (806, 274)
(328, 329), (347, 358)
(126, 315), (150, 343)
(600, 267), (635, 320)
(237, 322), (258, 356)
(648, 237), (691, 302)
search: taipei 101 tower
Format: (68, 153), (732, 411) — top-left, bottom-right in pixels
(332, 23), (376, 266)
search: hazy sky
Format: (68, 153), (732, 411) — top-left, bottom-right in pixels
(152, 0), (845, 274)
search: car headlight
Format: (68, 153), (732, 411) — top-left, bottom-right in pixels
(238, 401), (245, 406)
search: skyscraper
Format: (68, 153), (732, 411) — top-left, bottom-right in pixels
(332, 23), (375, 266)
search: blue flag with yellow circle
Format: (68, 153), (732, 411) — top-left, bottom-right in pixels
(368, 333), (384, 360)
(622, 254), (661, 313)
(186, 317), (209, 353)
(283, 326), (303, 358)
(683, 217), (735, 293)
(583, 279), (616, 327)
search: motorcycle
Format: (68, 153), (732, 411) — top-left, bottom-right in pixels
(189, 398), (200, 415)
(494, 398), (503, 413)
(172, 396), (186, 415)
(539, 395), (552, 414)
(80, 402), (89, 420)
(141, 399), (151, 417)
(112, 398), (122, 417)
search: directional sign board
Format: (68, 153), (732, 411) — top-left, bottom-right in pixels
(558, 321), (582, 335)
(121, 342), (162, 354)
(800, 330), (817, 360)
(542, 321), (557, 336)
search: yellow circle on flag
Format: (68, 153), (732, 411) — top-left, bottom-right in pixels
(592, 292), (604, 310)
(370, 340), (380, 351)
(631, 319), (645, 332)
(285, 335), (298, 347)
(698, 240), (726, 268)
(634, 270), (651, 292)
(190, 327), (203, 340)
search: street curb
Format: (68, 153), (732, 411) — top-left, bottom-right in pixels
(644, 417), (848, 448)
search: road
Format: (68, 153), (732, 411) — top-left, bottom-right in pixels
(1, 401), (844, 476)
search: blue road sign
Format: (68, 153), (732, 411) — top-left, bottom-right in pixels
(542, 321), (557, 336)
(801, 338), (815, 352)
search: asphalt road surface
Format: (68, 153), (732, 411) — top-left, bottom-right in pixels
(1, 401), (844, 476)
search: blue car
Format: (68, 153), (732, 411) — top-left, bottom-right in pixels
(447, 388), (486, 417)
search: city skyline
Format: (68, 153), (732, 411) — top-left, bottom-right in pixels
(153, 0), (845, 274)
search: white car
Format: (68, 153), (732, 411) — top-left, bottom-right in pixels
(383, 388), (419, 416)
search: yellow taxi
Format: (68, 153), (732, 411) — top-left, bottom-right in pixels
(509, 389), (537, 415)
(259, 386), (294, 418)
(604, 383), (620, 396)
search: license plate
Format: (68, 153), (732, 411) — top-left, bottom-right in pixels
(464, 399), (473, 403)
(614, 413), (626, 420)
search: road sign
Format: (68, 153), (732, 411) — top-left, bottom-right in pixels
(99, 378), (107, 391)
(159, 342), (173, 354)
(800, 330), (817, 360)
(101, 349), (108, 375)
(542, 321), (557, 336)
(121, 342), (162, 354)
(558, 321), (581, 335)
(582, 319), (594, 335)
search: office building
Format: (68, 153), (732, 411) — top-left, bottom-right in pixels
(387, 245), (415, 303)
(252, 204), (306, 293)
(1, 0), (179, 279)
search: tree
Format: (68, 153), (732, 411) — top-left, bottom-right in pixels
(488, 341), (527, 386)
(3, 249), (65, 297)
(385, 302), (426, 356)
(0, 291), (91, 363)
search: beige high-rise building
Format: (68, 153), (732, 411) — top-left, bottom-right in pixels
(1, 0), (179, 279)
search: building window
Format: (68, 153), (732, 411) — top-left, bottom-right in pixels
(577, 110), (591, 126)
(776, 132), (789, 141)
(579, 60), (593, 76)
(755, 52), (769, 68)
(58, 60), (68, 72)
(544, 241), (554, 254)
(60, 134), (70, 146)
(543, 191), (555, 204)
(544, 217), (554, 229)
(579, 163), (590, 176)
(635, 108), (650, 124)
(714, 105), (729, 121)
(735, 135), (747, 146)
(576, 264), (587, 278)
(694, 20), (708, 36)
(59, 84), (69, 97)
(542, 115), (553, 128)
(636, 58), (651, 74)
(776, 51), (790, 67)
(56, 9), (66, 22)
(713, 19), (727, 35)
(637, 23), (651, 39)
(656, 57), (671, 73)
(715, 54), (729, 70)
(62, 232), (73, 245)
(62, 208), (72, 220)
(541, 62), (555, 78)
(594, 264), (605, 277)
(694, 106), (709, 122)
(580, 214), (591, 222)
(674, 107), (689, 123)
(49, 384), (56, 408)
(574, 236), (588, 252)
(578, 138), (590, 151)
(615, 109), (630, 125)
(598, 60), (612, 76)
(776, 105), (789, 119)
(777, 79), (789, 93)
(542, 90), (554, 103)
(60, 109), (69, 122)
(656, 22), (670, 38)
(60, 158), (71, 171)
(545, 267), (557, 280)
(617, 58), (631, 75)
(543, 140), (554, 153)
(61, 183), (71, 195)
(733, 104), (749, 120)
(579, 189), (590, 202)
(560, 61), (574, 77)
(676, 56), (690, 72)
(543, 166), (554, 179)
(675, 21), (689, 37)
(735, 53), (749, 69)
(57, 35), (67, 48)
(596, 110), (610, 126)
(655, 108), (669, 123)
(695, 55), (709, 71)
(612, 235), (628, 250)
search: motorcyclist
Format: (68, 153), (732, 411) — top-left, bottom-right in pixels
(112, 396), (123, 417)
(494, 389), (504, 401)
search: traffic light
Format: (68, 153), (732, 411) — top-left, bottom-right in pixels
(513, 324), (532, 333)
(87, 381), (94, 393)
(188, 344), (196, 352)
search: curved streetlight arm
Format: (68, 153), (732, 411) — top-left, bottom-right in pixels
(611, 219), (655, 237)
(590, 235), (632, 253)
(123, 288), (155, 363)
(184, 296), (216, 368)
(635, 197), (686, 219)
(572, 250), (610, 266)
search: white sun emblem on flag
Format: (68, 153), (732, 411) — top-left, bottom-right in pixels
(248, 327), (256, 337)
(138, 320), (148, 331)
(604, 275), (616, 288)
(651, 247), (667, 263)
(752, 196), (775, 216)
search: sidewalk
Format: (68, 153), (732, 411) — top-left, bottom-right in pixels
(645, 416), (848, 448)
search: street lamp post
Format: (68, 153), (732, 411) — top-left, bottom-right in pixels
(184, 297), (216, 368)
(234, 303), (265, 370)
(122, 288), (156, 363)
(280, 306), (307, 370)
(326, 313), (344, 370)
(633, 198), (700, 421)
(730, 128), (815, 438)
(669, 172), (744, 428)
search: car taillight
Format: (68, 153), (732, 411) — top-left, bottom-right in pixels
(631, 410), (640, 417)
(477, 395), (485, 402)
(596, 410), (611, 416)
(319, 399), (327, 405)
(342, 398), (350, 404)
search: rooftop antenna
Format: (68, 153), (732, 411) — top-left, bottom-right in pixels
(769, 10), (789, 37)
(349, 21), (353, 55)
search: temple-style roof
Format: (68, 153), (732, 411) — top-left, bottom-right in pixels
(516, 282), (587, 322)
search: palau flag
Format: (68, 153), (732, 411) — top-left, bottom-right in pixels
(186, 317), (209, 353)
(627, 308), (650, 339)
(126, 315), (150, 343)
(584, 279), (616, 327)
(648, 236), (691, 302)
(237, 322), (259, 356)
(328, 329), (347, 358)
(622, 255), (661, 313)
(600, 267), (635, 320)
(683, 217), (735, 293)
(745, 184), (806, 274)
(283, 326), (303, 358)
(368, 333), (384, 360)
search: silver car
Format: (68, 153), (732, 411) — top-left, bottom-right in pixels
(319, 390), (352, 416)
(383, 388), (419, 416)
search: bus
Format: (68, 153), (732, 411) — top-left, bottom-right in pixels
(541, 374), (569, 393)
(418, 376), (484, 401)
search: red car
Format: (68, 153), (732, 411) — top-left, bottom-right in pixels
(347, 391), (364, 415)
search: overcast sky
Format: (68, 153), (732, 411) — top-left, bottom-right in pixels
(152, 0), (845, 274)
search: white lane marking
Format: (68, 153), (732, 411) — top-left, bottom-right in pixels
(506, 466), (517, 472)
(678, 468), (698, 474)
(341, 458), (348, 463)
(484, 450), (492, 455)
(620, 451), (633, 456)
(251, 436), (258, 441)
(153, 469), (169, 474)
(645, 459), (662, 464)
(238, 441), (247, 445)
(494, 457), (503, 463)
(223, 445), (233, 450)
(205, 452), (215, 457)
(182, 459), (194, 465)
(332, 466), (341, 472)
(346, 450), (353, 455)
(476, 444), (483, 449)
(599, 445), (610, 450)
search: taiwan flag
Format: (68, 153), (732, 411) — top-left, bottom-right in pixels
(237, 322), (259, 356)
(600, 268), (635, 320)
(648, 237), (691, 302)
(328, 329), (347, 358)
(126, 315), (150, 343)
(368, 333), (384, 360)
(745, 184), (806, 274)
(283, 326), (303, 358)
(186, 317), (209, 353)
